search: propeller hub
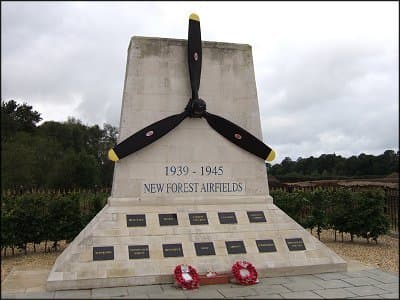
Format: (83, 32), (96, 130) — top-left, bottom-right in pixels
(186, 98), (206, 118)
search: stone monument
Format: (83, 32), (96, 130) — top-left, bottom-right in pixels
(47, 28), (346, 291)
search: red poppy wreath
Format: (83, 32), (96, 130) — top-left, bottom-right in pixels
(231, 261), (258, 285)
(174, 264), (199, 290)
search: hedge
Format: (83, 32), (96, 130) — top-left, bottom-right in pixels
(271, 187), (390, 243)
(1, 190), (107, 256)
(1, 188), (390, 256)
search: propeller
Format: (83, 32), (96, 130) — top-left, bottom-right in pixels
(108, 13), (275, 162)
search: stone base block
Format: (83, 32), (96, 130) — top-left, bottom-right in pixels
(46, 201), (347, 291)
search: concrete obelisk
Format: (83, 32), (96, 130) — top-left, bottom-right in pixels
(47, 36), (346, 291)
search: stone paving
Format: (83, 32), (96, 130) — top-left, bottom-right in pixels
(2, 262), (399, 299)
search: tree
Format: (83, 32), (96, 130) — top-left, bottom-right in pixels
(327, 188), (353, 242)
(1, 194), (18, 256)
(1, 102), (119, 190)
(305, 188), (329, 240)
(48, 151), (100, 189)
(342, 191), (364, 242)
(1, 100), (42, 140)
(1, 132), (36, 190)
(36, 120), (118, 188)
(12, 194), (45, 254)
(268, 151), (399, 180)
(281, 157), (295, 173)
(47, 193), (81, 250)
(99, 123), (118, 186)
(271, 189), (310, 228)
(357, 189), (390, 243)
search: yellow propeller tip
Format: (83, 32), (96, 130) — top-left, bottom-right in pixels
(108, 149), (119, 162)
(189, 13), (200, 21)
(265, 150), (276, 162)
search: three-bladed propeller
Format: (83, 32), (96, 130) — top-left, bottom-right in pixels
(108, 13), (275, 162)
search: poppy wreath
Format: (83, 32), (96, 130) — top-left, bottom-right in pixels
(231, 261), (258, 285)
(173, 264), (199, 290)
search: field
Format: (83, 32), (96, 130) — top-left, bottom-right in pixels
(1, 230), (398, 283)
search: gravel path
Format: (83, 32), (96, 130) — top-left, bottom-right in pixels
(311, 229), (399, 273)
(2, 230), (398, 283)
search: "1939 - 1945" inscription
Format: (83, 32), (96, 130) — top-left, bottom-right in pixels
(165, 165), (223, 176)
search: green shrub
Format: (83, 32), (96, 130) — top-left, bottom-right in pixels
(80, 191), (107, 227)
(305, 188), (329, 240)
(272, 187), (391, 244)
(327, 188), (354, 241)
(47, 193), (82, 249)
(357, 189), (390, 243)
(1, 194), (16, 255)
(1, 190), (108, 255)
(10, 193), (45, 254)
(271, 189), (310, 228)
(0, 187), (391, 256)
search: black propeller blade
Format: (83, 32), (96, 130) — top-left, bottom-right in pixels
(108, 112), (188, 161)
(108, 14), (201, 162)
(188, 13), (202, 99)
(204, 112), (275, 161)
(184, 14), (276, 162)
(108, 13), (275, 162)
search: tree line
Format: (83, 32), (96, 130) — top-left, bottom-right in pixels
(1, 100), (117, 191)
(267, 151), (399, 181)
(2, 99), (398, 191)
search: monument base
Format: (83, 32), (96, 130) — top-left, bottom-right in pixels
(47, 36), (346, 291)
(46, 197), (346, 291)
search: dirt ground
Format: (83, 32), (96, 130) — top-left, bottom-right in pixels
(1, 241), (67, 282)
(1, 231), (398, 283)
(311, 229), (399, 274)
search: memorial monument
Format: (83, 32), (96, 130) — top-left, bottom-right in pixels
(47, 14), (346, 291)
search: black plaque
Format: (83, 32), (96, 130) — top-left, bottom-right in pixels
(218, 212), (237, 224)
(163, 243), (184, 257)
(126, 214), (146, 227)
(247, 211), (267, 223)
(285, 238), (306, 251)
(194, 242), (216, 256)
(225, 241), (246, 254)
(159, 213), (178, 226)
(189, 213), (209, 225)
(256, 239), (277, 252)
(128, 245), (149, 259)
(93, 246), (114, 261)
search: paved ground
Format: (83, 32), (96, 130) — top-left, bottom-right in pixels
(1, 260), (398, 299)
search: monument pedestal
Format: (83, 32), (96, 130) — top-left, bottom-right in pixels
(47, 199), (345, 290)
(47, 36), (346, 291)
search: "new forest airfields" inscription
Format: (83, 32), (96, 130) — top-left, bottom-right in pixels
(140, 165), (246, 195)
(143, 181), (245, 194)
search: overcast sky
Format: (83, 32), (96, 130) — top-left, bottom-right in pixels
(1, 1), (398, 163)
